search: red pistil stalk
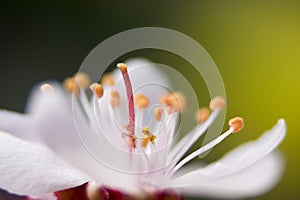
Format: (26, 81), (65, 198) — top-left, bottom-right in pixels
(117, 63), (135, 146)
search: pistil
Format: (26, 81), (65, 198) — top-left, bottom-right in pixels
(117, 63), (136, 147)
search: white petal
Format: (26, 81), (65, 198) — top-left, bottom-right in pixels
(24, 84), (140, 193)
(167, 119), (286, 198)
(209, 118), (286, 177)
(1, 83), (101, 183)
(25, 83), (80, 150)
(167, 110), (221, 164)
(0, 110), (36, 141)
(172, 119), (286, 180)
(0, 83), (76, 145)
(24, 84), (99, 177)
(112, 58), (171, 104)
(174, 152), (284, 199)
(114, 58), (170, 88)
(0, 131), (89, 196)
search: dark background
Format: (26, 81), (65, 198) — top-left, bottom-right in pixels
(1, 1), (300, 199)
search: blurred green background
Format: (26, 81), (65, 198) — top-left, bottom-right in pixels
(0, 0), (299, 199)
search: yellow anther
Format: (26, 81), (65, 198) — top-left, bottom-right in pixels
(141, 127), (156, 147)
(63, 77), (79, 96)
(40, 83), (54, 93)
(117, 63), (128, 74)
(74, 72), (91, 89)
(110, 90), (121, 108)
(229, 117), (244, 133)
(160, 92), (186, 114)
(142, 127), (151, 135)
(135, 93), (149, 109)
(195, 107), (211, 123)
(101, 73), (116, 86)
(63, 77), (74, 91)
(160, 95), (172, 107)
(89, 83), (104, 99)
(209, 96), (226, 111)
(154, 107), (163, 121)
(142, 137), (150, 148)
(149, 134), (157, 144)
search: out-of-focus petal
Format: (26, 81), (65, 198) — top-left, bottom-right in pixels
(0, 83), (101, 189)
(171, 152), (284, 199)
(0, 131), (89, 197)
(24, 83), (140, 194)
(25, 82), (81, 152)
(167, 119), (286, 198)
(112, 58), (171, 104)
(0, 110), (37, 141)
(24, 83), (95, 176)
(212, 119), (286, 176)
(171, 119), (286, 181)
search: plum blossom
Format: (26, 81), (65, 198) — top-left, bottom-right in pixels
(0, 59), (286, 200)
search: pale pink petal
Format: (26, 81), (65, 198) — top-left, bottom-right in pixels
(24, 83), (139, 193)
(0, 83), (101, 184)
(171, 119), (285, 181)
(0, 110), (36, 142)
(0, 131), (89, 197)
(167, 119), (286, 198)
(25, 83), (80, 151)
(112, 58), (171, 105)
(24, 84), (98, 177)
(172, 152), (284, 199)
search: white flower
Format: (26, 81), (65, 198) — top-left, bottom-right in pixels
(0, 59), (286, 200)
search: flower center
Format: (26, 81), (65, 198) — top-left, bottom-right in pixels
(60, 62), (244, 174)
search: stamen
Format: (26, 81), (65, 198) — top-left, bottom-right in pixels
(143, 127), (150, 133)
(168, 117), (245, 176)
(110, 90), (121, 108)
(167, 109), (221, 170)
(135, 93), (149, 109)
(141, 127), (157, 148)
(195, 107), (210, 123)
(209, 96), (226, 110)
(160, 95), (171, 106)
(154, 107), (163, 121)
(74, 72), (91, 89)
(90, 83), (104, 99)
(229, 117), (244, 133)
(160, 95), (173, 115)
(101, 73), (116, 86)
(170, 92), (186, 112)
(40, 83), (54, 93)
(142, 136), (150, 148)
(63, 77), (79, 95)
(149, 135), (157, 144)
(117, 63), (135, 140)
(160, 92), (186, 114)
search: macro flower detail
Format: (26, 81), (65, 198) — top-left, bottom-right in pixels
(0, 59), (286, 200)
